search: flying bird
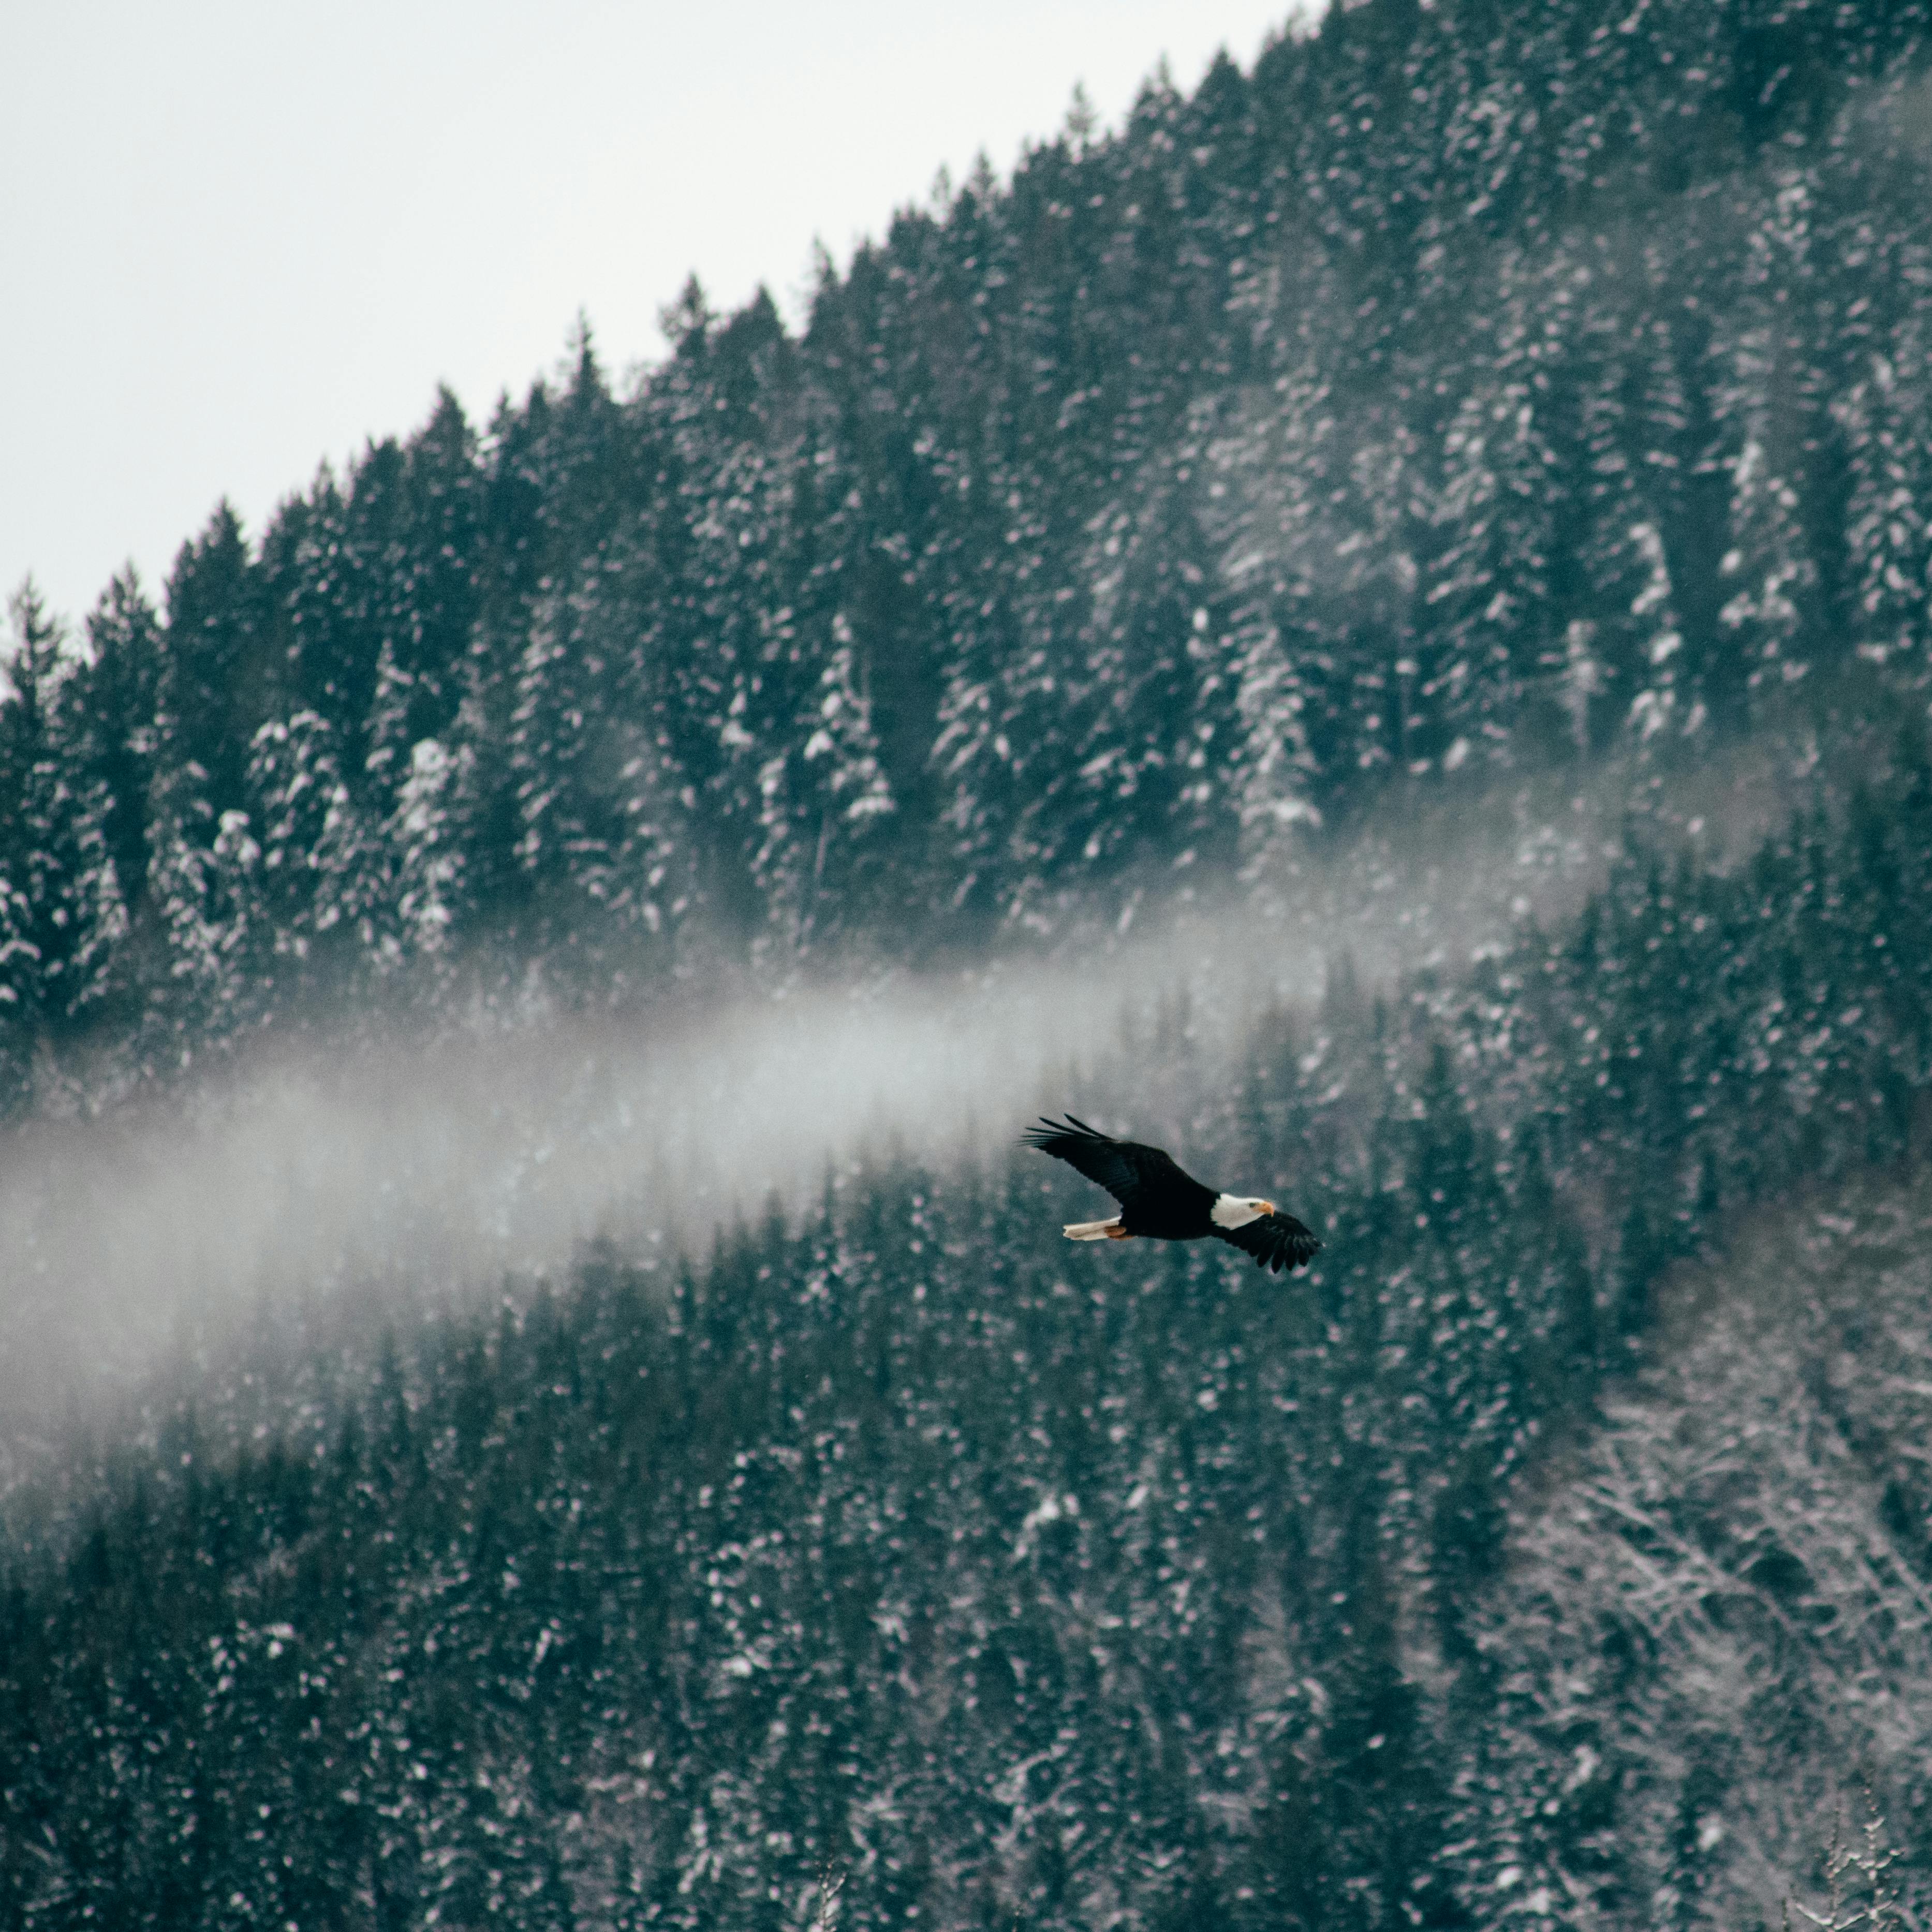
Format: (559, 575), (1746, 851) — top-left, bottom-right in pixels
(1022, 1115), (1321, 1275)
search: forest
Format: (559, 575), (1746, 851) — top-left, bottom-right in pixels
(7, 0), (1932, 1924)
(2, 0), (1931, 1101)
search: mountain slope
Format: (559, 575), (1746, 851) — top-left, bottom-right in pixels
(1455, 1184), (1932, 1927)
(6, 0), (1932, 1107)
(6, 743), (1932, 1926)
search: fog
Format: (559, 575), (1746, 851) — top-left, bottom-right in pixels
(3, 921), (1283, 1452)
(0, 750), (1782, 1462)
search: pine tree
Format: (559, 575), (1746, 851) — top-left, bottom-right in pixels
(78, 568), (164, 936)
(386, 732), (472, 960)
(244, 708), (381, 972)
(156, 501), (264, 820)
(146, 772), (271, 1040)
(0, 581), (126, 1039)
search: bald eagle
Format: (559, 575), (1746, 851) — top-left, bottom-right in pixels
(1023, 1115), (1321, 1275)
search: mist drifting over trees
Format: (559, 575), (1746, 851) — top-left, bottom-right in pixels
(8, 0), (1932, 1925)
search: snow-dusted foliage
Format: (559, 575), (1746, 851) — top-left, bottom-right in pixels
(7, 0), (1932, 1071)
(11, 6), (1932, 1914)
(1452, 1198), (1932, 1929)
(388, 734), (469, 956)
(10, 735), (1932, 1924)
(0, 586), (128, 1063)
(246, 711), (383, 959)
(147, 777), (271, 1036)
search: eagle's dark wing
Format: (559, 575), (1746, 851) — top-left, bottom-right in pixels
(1211, 1212), (1322, 1275)
(1020, 1114), (1208, 1213)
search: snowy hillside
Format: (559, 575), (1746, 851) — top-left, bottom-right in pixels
(8, 1), (1932, 1925)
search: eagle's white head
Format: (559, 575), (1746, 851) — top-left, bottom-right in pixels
(1211, 1193), (1277, 1230)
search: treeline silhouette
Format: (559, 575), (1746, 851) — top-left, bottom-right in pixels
(5, 0), (1932, 1109)
(6, 727), (1931, 1926)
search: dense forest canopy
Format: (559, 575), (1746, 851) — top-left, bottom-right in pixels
(5, 0), (1932, 1108)
(9, 0), (1932, 1926)
(8, 732), (1932, 1926)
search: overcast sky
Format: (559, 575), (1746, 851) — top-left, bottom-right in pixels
(3, 2), (1300, 631)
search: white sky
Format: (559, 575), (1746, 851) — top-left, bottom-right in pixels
(3, 1), (1300, 631)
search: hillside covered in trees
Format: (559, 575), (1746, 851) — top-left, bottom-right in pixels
(8, 728), (1932, 1925)
(10, 0), (1932, 1926)
(5, 0), (1932, 1107)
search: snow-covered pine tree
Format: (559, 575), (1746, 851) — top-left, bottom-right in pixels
(509, 544), (700, 968)
(244, 709), (384, 972)
(356, 387), (484, 956)
(1838, 309), (1932, 681)
(145, 772), (271, 1044)
(1058, 461), (1236, 892)
(749, 610), (896, 952)
(1419, 266), (1571, 776)
(1200, 350), (1334, 875)
(385, 732), (471, 961)
(158, 501), (264, 821)
(77, 569), (164, 947)
(0, 582), (127, 1037)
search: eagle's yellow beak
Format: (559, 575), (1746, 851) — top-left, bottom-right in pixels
(1260, 1199), (1277, 1216)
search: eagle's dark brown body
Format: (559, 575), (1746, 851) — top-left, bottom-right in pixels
(1022, 1115), (1321, 1275)
(1113, 1166), (1216, 1242)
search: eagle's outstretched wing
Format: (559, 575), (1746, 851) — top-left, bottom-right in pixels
(1211, 1212), (1322, 1275)
(1020, 1114), (1211, 1214)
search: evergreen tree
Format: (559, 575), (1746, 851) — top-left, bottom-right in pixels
(78, 568), (164, 936)
(156, 500), (263, 821)
(0, 582), (125, 1042)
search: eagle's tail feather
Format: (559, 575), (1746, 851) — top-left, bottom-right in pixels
(1064, 1217), (1129, 1241)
